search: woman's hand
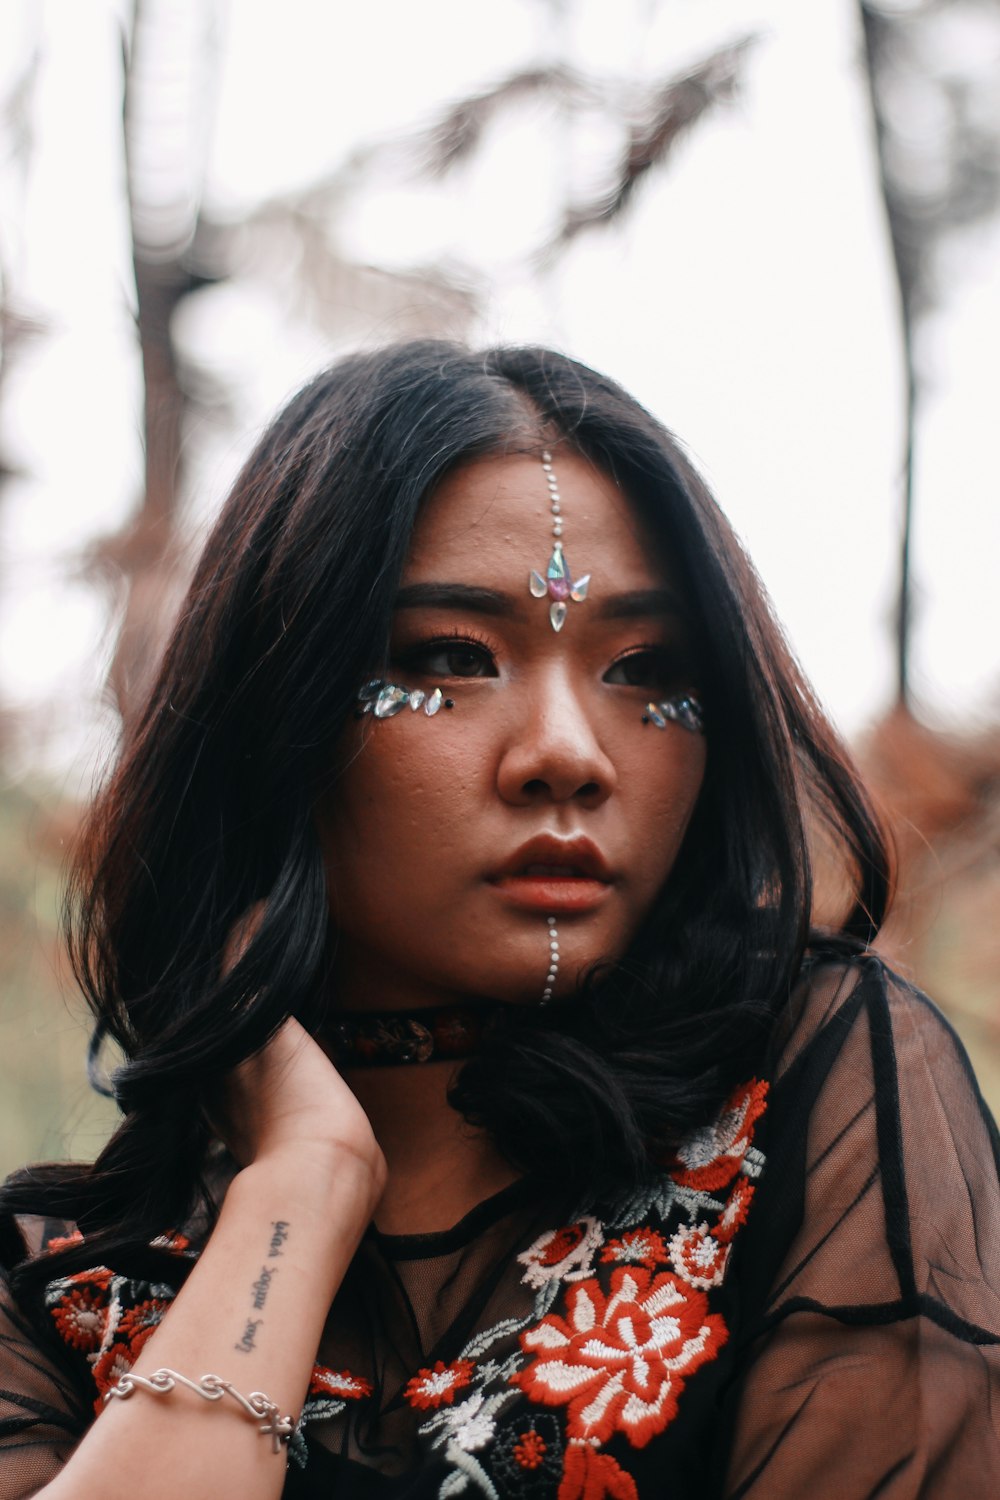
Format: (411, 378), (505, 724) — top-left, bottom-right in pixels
(217, 1016), (387, 1198)
(211, 906), (386, 1196)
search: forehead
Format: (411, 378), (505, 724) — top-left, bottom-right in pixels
(402, 451), (669, 590)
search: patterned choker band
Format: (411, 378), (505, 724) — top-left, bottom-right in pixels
(327, 1003), (508, 1067)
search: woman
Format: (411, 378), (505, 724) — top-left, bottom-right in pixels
(0, 340), (998, 1499)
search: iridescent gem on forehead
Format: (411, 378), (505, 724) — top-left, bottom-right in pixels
(529, 449), (591, 632)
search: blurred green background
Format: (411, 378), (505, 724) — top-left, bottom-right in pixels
(0, 786), (117, 1176)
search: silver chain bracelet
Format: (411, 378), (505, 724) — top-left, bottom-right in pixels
(103, 1368), (296, 1454)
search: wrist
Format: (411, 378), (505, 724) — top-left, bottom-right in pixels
(236, 1140), (385, 1218)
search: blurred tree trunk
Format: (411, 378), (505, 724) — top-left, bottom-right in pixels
(857, 0), (1000, 712)
(100, 0), (222, 719)
(857, 1), (919, 711)
(0, 41), (42, 754)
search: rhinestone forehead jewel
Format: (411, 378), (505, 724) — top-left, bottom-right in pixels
(529, 449), (590, 632)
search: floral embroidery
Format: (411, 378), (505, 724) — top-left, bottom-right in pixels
(514, 1266), (727, 1448)
(517, 1216), (603, 1290)
(117, 1298), (170, 1348)
(288, 1362), (373, 1468)
(670, 1078), (769, 1192)
(716, 1177), (756, 1243)
(667, 1222), (730, 1290)
(39, 1078), (768, 1500)
(561, 1440), (640, 1500)
(92, 1343), (139, 1405)
(405, 1359), (475, 1410)
(514, 1429), (547, 1469)
(50, 1284), (111, 1351)
(150, 1231), (191, 1254)
(426, 1389), (498, 1452)
(310, 1365), (373, 1401)
(44, 1230), (84, 1254)
(492, 1413), (564, 1496)
(600, 1228), (667, 1269)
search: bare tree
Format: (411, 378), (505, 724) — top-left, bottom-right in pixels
(91, 0), (225, 718)
(857, 0), (1000, 709)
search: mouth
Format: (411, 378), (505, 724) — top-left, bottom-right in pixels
(489, 837), (614, 912)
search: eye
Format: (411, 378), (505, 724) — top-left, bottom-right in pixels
(603, 646), (687, 691)
(401, 637), (499, 679)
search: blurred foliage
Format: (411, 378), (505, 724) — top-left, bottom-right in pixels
(0, 783), (117, 1180)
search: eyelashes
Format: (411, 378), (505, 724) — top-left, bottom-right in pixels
(392, 632), (695, 693)
(602, 643), (692, 692)
(395, 630), (500, 679)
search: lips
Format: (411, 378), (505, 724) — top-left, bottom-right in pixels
(493, 836), (613, 883)
(490, 836), (614, 913)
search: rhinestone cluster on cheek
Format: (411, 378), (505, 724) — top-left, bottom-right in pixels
(642, 695), (705, 734)
(529, 450), (590, 633)
(355, 680), (455, 719)
(541, 916), (560, 1003)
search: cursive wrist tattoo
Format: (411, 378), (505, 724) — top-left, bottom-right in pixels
(233, 1220), (291, 1353)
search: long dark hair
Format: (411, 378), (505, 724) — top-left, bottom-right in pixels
(1, 340), (891, 1290)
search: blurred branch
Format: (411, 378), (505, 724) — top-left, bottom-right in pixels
(419, 66), (598, 177)
(546, 36), (753, 255)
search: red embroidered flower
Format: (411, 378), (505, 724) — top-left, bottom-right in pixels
(149, 1230), (191, 1254)
(513, 1428), (548, 1470)
(50, 1286), (109, 1352)
(117, 1298), (169, 1356)
(514, 1265), (727, 1449)
(600, 1228), (667, 1269)
(91, 1343), (136, 1408)
(44, 1230), (84, 1254)
(667, 1222), (730, 1290)
(66, 1266), (113, 1292)
(715, 1178), (755, 1244)
(309, 1365), (373, 1401)
(670, 1079), (768, 1192)
(404, 1358), (475, 1410)
(517, 1217), (603, 1290)
(560, 1441), (639, 1500)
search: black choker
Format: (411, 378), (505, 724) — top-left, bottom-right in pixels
(327, 1004), (506, 1068)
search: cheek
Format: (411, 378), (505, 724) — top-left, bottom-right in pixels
(622, 737), (707, 889)
(317, 725), (488, 924)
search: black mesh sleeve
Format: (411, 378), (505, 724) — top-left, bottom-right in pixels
(723, 959), (1000, 1496)
(0, 1264), (88, 1498)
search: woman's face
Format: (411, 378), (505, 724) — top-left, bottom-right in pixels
(318, 449), (707, 1011)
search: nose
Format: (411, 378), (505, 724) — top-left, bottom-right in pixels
(496, 667), (617, 809)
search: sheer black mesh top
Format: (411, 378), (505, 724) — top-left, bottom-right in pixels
(3, 957), (1000, 1497)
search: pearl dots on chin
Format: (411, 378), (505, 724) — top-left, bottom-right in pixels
(542, 916), (560, 1003)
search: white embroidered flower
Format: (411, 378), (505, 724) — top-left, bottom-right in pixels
(671, 1080), (769, 1192)
(517, 1217), (603, 1290)
(667, 1221), (730, 1290)
(436, 1391), (496, 1452)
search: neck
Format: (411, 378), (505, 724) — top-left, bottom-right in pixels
(343, 1061), (520, 1236)
(323, 946), (522, 1234)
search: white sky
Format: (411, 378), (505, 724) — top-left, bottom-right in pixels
(0, 0), (998, 788)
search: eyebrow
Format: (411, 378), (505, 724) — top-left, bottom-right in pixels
(393, 583), (513, 615)
(393, 582), (687, 620)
